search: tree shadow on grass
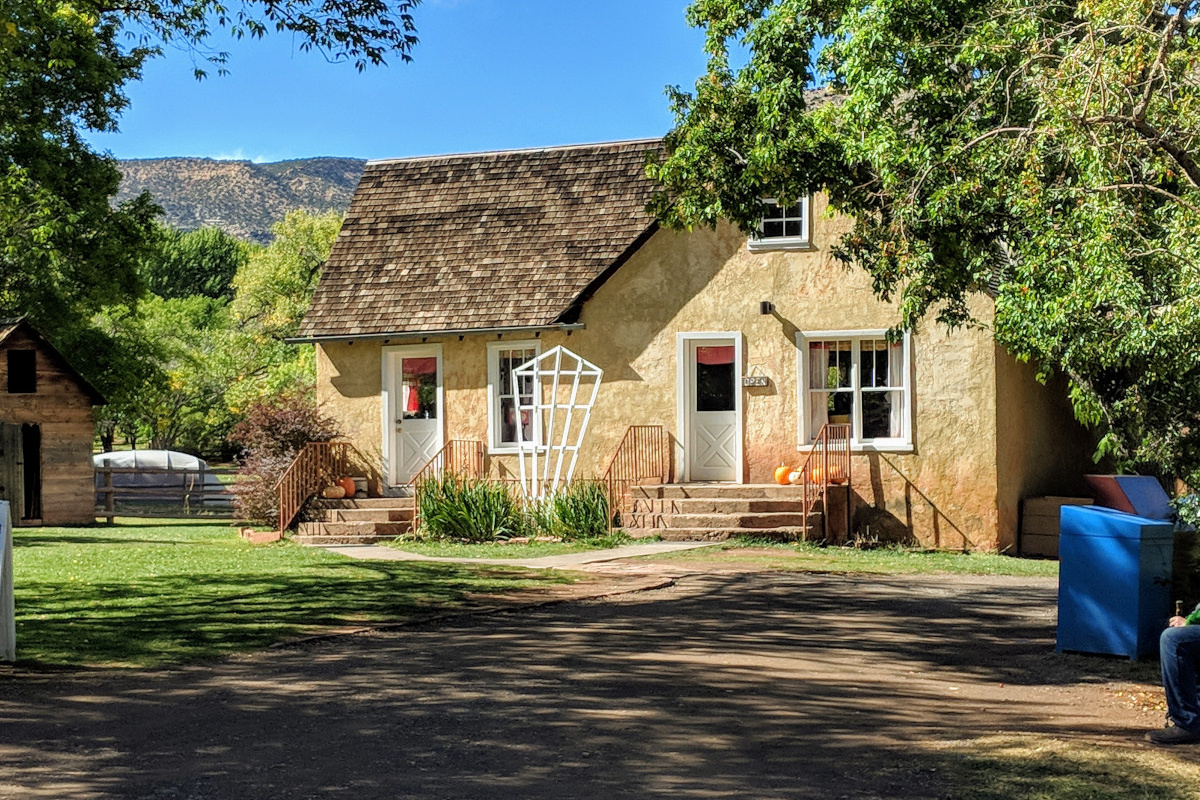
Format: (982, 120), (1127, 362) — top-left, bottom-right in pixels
(13, 560), (562, 669)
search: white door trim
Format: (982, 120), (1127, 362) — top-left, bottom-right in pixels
(676, 332), (744, 483)
(381, 343), (444, 486)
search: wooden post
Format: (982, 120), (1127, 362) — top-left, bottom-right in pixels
(103, 468), (114, 525)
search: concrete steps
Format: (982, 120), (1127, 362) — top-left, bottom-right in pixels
(621, 484), (829, 541)
(293, 497), (415, 545)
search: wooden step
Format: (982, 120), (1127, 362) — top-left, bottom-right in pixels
(632, 484), (819, 500)
(325, 508), (415, 523)
(292, 532), (404, 546)
(656, 512), (816, 529)
(631, 497), (807, 515)
(294, 520), (411, 545)
(652, 525), (816, 542)
(312, 497), (414, 510)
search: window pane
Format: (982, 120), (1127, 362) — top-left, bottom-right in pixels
(809, 341), (852, 389)
(784, 220), (802, 237)
(862, 390), (902, 438)
(498, 356), (514, 395)
(810, 389), (853, 438)
(763, 220), (784, 238)
(500, 397), (518, 443)
(7, 350), (35, 394)
(695, 346), (735, 412)
(784, 202), (803, 218)
(401, 357), (437, 419)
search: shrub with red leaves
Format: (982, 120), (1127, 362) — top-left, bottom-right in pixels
(230, 393), (339, 527)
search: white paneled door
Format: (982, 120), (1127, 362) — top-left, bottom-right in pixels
(684, 337), (739, 482)
(384, 345), (443, 486)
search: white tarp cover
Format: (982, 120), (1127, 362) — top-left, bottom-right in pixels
(93, 450), (231, 506)
(1, 500), (13, 662)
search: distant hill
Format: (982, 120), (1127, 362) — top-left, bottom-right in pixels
(116, 157), (367, 243)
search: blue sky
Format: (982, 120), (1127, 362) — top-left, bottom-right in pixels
(85, 1), (711, 162)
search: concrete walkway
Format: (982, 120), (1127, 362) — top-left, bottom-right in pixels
(316, 540), (719, 569)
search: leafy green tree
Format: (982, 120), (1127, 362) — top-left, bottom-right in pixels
(650, 0), (1200, 484)
(141, 225), (257, 301)
(0, 2), (159, 337)
(225, 210), (342, 413)
(88, 212), (339, 459)
(93, 296), (238, 456)
(3, 0), (418, 412)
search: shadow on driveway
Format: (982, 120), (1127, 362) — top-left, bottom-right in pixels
(0, 571), (1175, 799)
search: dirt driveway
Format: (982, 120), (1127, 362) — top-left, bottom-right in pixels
(0, 567), (1176, 799)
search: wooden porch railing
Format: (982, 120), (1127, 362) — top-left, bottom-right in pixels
(274, 441), (369, 533)
(793, 423), (852, 538)
(410, 440), (486, 531)
(601, 425), (670, 525)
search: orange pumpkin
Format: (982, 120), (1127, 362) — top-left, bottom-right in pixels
(827, 464), (847, 485)
(338, 477), (357, 497)
(808, 466), (823, 484)
(773, 464), (792, 485)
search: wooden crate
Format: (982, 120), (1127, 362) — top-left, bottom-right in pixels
(1020, 496), (1093, 558)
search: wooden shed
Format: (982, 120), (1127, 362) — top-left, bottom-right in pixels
(0, 318), (105, 526)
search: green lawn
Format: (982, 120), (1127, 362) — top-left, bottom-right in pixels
(650, 538), (1061, 577)
(11, 519), (573, 669)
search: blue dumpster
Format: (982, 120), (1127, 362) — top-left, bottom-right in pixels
(1057, 505), (1174, 660)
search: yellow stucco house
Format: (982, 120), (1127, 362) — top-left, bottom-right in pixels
(293, 139), (1095, 552)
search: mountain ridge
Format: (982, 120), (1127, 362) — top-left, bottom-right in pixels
(115, 156), (367, 243)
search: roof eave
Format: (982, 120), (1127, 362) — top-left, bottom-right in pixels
(286, 322), (586, 346)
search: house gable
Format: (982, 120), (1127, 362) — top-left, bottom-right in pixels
(0, 318), (106, 406)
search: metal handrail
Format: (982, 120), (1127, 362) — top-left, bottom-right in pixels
(793, 423), (852, 538)
(274, 441), (371, 532)
(601, 425), (670, 527)
(410, 440), (486, 531)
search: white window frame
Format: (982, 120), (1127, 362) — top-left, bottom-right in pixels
(487, 340), (541, 454)
(796, 329), (913, 453)
(748, 196), (812, 251)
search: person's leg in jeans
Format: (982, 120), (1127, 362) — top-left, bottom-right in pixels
(1149, 625), (1200, 744)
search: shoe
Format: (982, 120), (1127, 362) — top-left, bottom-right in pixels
(1145, 724), (1200, 745)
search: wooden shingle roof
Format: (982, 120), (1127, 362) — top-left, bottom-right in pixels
(297, 139), (662, 341)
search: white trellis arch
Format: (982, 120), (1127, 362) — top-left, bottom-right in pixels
(513, 346), (603, 499)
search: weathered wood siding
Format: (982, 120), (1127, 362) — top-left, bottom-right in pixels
(0, 327), (97, 525)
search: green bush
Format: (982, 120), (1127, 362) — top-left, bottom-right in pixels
(416, 476), (619, 545)
(417, 474), (527, 542)
(541, 481), (612, 542)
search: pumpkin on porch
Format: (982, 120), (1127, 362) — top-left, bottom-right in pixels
(808, 464), (847, 485)
(321, 485), (346, 499)
(773, 464), (792, 485)
(338, 477), (357, 497)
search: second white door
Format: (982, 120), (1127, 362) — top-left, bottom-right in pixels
(685, 337), (739, 482)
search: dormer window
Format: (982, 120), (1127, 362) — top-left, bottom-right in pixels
(749, 197), (811, 251)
